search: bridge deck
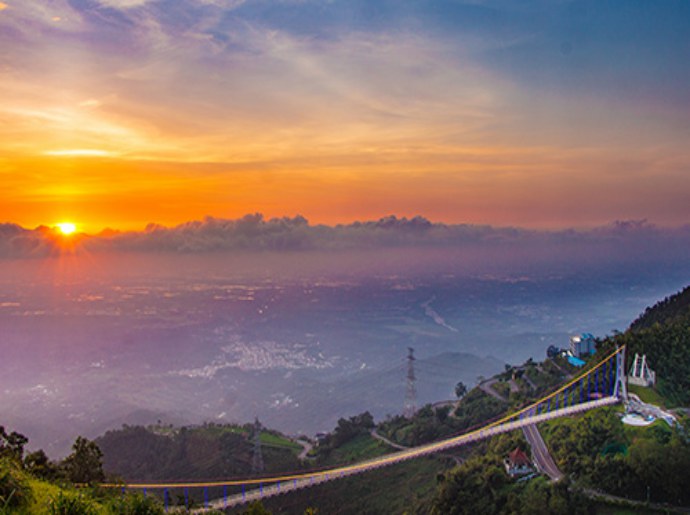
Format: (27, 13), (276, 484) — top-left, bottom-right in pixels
(198, 396), (618, 511)
(108, 346), (627, 513)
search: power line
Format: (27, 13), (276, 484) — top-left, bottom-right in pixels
(102, 347), (627, 506)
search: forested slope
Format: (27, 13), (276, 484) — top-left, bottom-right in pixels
(606, 285), (690, 406)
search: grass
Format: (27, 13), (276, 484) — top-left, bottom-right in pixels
(24, 479), (62, 515)
(621, 417), (672, 441)
(245, 455), (450, 515)
(1, 460), (168, 515)
(526, 361), (568, 391)
(319, 434), (390, 467)
(5, 479), (109, 515)
(259, 433), (302, 452)
(196, 424), (249, 438)
(627, 384), (668, 408)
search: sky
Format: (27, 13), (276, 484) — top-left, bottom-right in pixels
(1, 0), (690, 233)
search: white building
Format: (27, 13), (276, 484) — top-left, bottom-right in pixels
(628, 353), (656, 387)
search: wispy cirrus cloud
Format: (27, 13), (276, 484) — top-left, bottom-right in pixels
(0, 1), (688, 230)
(0, 1), (509, 165)
(94, 0), (155, 8)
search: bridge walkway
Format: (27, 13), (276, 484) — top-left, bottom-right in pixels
(200, 397), (616, 511)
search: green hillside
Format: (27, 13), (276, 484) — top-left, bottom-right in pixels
(601, 285), (690, 406)
(539, 406), (690, 507)
(630, 285), (690, 331)
(0, 441), (167, 515)
(430, 432), (592, 515)
(428, 284), (690, 514)
(96, 422), (303, 482)
(5, 285), (690, 514)
(243, 455), (448, 515)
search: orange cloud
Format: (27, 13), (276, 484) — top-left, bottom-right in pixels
(1, 2), (688, 231)
(1, 142), (689, 234)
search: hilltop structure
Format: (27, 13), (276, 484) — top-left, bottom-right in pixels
(628, 353), (656, 387)
(570, 333), (596, 358)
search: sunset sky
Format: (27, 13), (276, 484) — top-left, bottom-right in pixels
(2, 0), (689, 233)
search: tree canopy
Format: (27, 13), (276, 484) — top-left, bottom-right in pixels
(61, 436), (105, 485)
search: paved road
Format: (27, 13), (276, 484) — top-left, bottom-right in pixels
(370, 429), (409, 450)
(521, 370), (538, 390)
(479, 376), (521, 401)
(522, 421), (563, 481)
(293, 438), (314, 460)
(371, 428), (463, 465)
(479, 378), (508, 402)
(627, 393), (677, 425)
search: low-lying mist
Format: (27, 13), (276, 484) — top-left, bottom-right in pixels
(1, 215), (688, 457)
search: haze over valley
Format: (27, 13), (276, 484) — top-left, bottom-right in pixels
(2, 218), (688, 457)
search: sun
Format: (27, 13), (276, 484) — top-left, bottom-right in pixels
(56, 222), (77, 235)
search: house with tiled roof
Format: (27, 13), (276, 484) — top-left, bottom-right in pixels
(504, 447), (532, 477)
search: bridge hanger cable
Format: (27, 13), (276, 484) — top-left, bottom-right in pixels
(101, 346), (624, 490)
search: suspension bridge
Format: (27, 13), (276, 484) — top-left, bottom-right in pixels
(104, 346), (628, 511)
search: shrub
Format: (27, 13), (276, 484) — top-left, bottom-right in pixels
(48, 491), (98, 515)
(0, 459), (31, 510)
(108, 492), (165, 515)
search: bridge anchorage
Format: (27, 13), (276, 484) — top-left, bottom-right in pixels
(102, 346), (627, 512)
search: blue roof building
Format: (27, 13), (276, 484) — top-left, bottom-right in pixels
(567, 355), (586, 367)
(569, 333), (596, 358)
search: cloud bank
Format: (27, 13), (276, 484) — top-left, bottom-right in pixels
(2, 215), (689, 263)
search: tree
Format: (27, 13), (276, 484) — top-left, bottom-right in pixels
(432, 455), (509, 514)
(242, 501), (272, 514)
(0, 426), (28, 462)
(24, 449), (59, 480)
(108, 492), (165, 515)
(61, 436), (105, 485)
(327, 412), (375, 448)
(454, 382), (467, 399)
(436, 406), (450, 423)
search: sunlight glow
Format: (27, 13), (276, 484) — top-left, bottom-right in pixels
(56, 222), (77, 235)
(44, 149), (115, 157)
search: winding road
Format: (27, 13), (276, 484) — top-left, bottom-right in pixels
(191, 397), (617, 511)
(522, 422), (563, 481)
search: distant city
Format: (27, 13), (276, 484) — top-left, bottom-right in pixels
(1, 249), (687, 457)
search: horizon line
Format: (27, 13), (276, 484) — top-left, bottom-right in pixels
(2, 213), (679, 237)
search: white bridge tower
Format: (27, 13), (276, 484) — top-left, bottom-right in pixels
(613, 346), (628, 401)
